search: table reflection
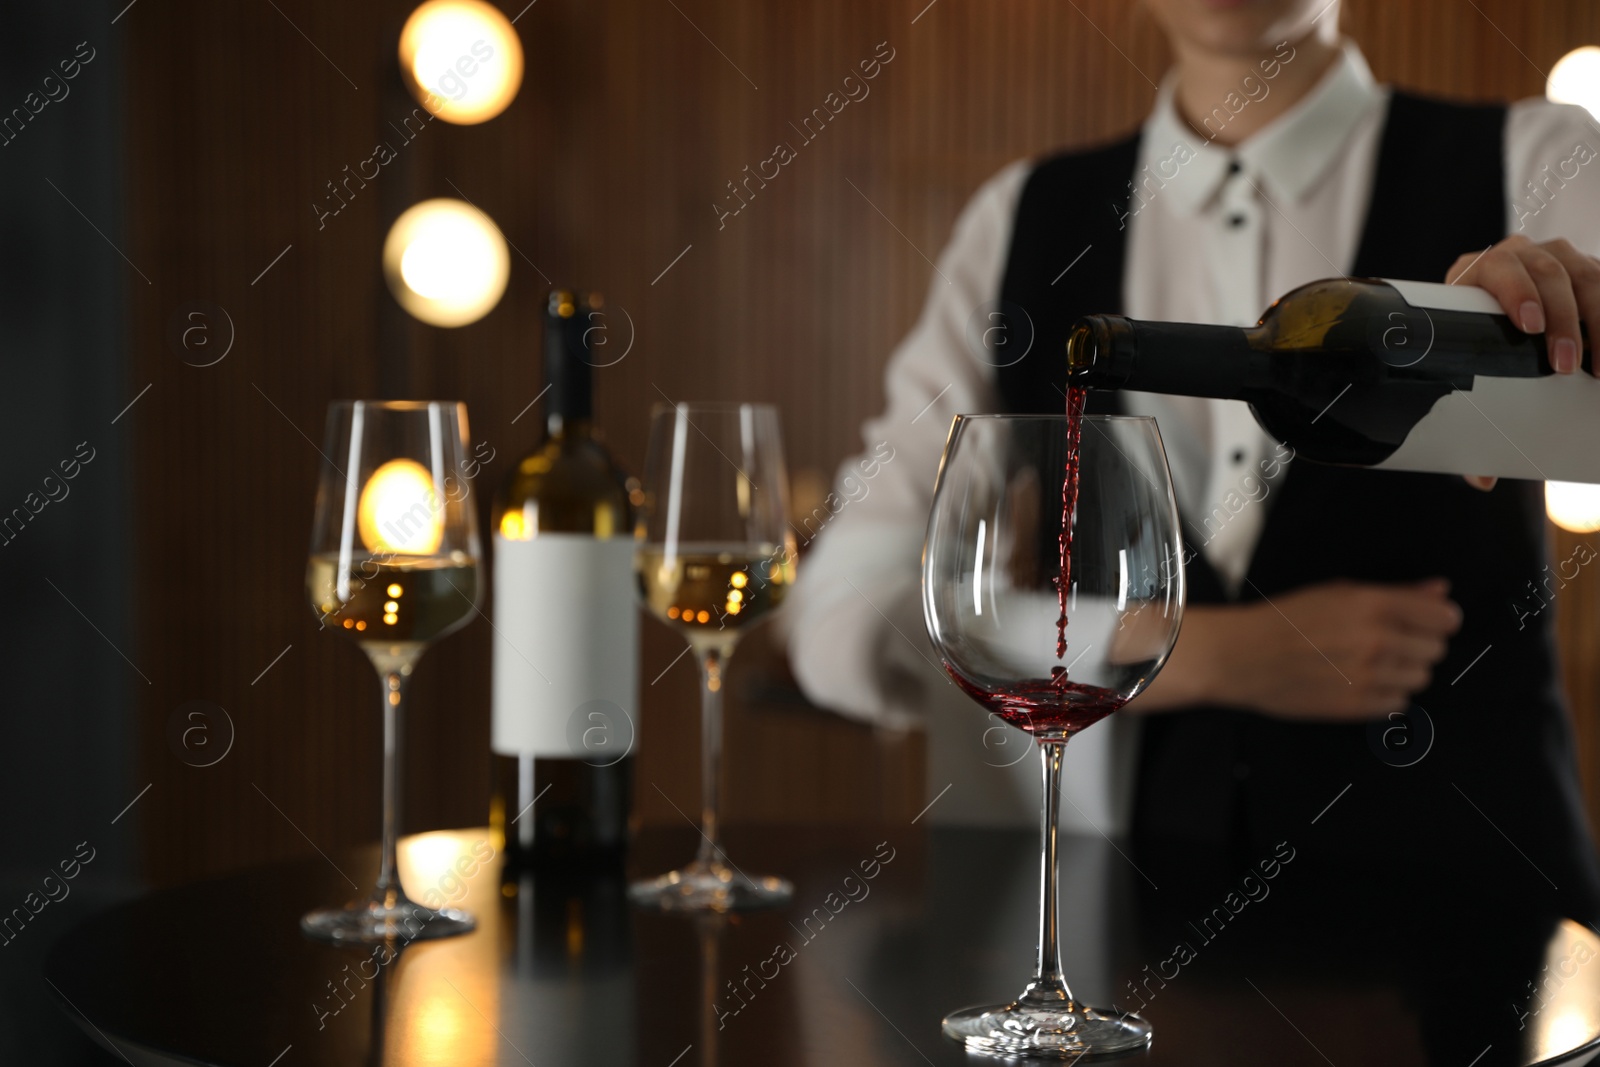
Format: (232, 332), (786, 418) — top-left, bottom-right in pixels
(41, 827), (1600, 1067)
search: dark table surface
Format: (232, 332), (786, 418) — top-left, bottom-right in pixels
(42, 825), (1600, 1067)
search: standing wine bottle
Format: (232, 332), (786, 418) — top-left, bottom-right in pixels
(1066, 277), (1596, 481)
(491, 290), (638, 879)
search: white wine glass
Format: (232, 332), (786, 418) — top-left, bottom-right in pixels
(631, 402), (796, 911)
(923, 413), (1184, 1057)
(304, 400), (482, 943)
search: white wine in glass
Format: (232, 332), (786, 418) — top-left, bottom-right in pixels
(630, 403), (797, 911)
(635, 543), (793, 654)
(303, 401), (482, 944)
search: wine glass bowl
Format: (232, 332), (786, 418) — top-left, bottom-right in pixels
(923, 413), (1184, 1057)
(302, 400), (482, 943)
(925, 414), (1183, 737)
(630, 402), (797, 911)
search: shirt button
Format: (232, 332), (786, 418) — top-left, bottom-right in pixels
(1228, 214), (1247, 228)
(1232, 449), (1246, 465)
(1227, 159), (1242, 175)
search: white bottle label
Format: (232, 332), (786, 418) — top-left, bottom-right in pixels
(1376, 375), (1600, 481)
(491, 532), (640, 759)
(1376, 279), (1600, 481)
(1381, 278), (1503, 315)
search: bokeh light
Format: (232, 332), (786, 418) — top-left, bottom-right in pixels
(1547, 46), (1600, 120)
(358, 458), (445, 554)
(383, 198), (510, 327)
(1546, 481), (1600, 534)
(399, 0), (524, 125)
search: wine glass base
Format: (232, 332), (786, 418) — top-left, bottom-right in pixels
(300, 898), (476, 945)
(628, 860), (792, 912)
(941, 1000), (1152, 1059)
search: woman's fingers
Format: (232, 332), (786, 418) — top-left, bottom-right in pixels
(1524, 244), (1583, 373)
(1449, 237), (1540, 323)
(1449, 236), (1591, 374)
(1539, 240), (1600, 375)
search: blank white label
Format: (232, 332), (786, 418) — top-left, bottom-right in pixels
(1382, 278), (1503, 315)
(491, 533), (639, 757)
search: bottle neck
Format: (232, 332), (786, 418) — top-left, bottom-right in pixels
(544, 302), (595, 436)
(547, 414), (595, 441)
(1067, 315), (1262, 399)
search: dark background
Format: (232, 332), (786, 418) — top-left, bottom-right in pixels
(0, 2), (135, 1061)
(3, 0), (1599, 1061)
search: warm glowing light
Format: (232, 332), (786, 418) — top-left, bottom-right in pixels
(1547, 481), (1600, 533)
(399, 0), (524, 125)
(343, 618), (355, 629)
(355, 621), (368, 631)
(399, 832), (465, 890)
(726, 601), (742, 615)
(1545, 1009), (1591, 1058)
(388, 583), (404, 598)
(385, 601), (401, 613)
(696, 610), (710, 624)
(667, 606), (680, 619)
(499, 509), (525, 539)
(566, 901), (585, 957)
(383, 199), (510, 327)
(387, 833), (499, 1065)
(727, 589), (743, 604)
(358, 458), (445, 554)
(730, 571), (747, 589)
(408, 986), (475, 1061)
(384, 613), (400, 625)
(1548, 46), (1600, 120)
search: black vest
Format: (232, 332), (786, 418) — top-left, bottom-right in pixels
(996, 92), (1600, 920)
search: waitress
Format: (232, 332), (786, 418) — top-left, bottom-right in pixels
(781, 0), (1600, 919)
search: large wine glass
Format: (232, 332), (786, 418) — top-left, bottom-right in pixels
(924, 413), (1184, 1057)
(303, 400), (482, 943)
(631, 402), (797, 910)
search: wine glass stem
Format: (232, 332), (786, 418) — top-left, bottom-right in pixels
(375, 667), (409, 905)
(695, 649), (726, 869)
(1029, 739), (1073, 1004)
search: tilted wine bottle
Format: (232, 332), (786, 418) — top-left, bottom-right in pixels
(1066, 278), (1597, 481)
(491, 290), (638, 878)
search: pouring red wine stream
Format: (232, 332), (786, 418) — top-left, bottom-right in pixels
(942, 385), (1125, 739)
(1056, 384), (1086, 666)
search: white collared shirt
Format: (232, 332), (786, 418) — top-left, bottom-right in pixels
(781, 41), (1600, 828)
(1123, 42), (1392, 593)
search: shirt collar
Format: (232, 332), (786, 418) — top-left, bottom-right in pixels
(1142, 40), (1383, 215)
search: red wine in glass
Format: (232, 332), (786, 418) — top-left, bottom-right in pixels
(954, 384), (1109, 736)
(949, 671), (1127, 739)
(921, 412), (1182, 1057)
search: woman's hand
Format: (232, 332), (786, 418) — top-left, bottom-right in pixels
(1447, 235), (1599, 489)
(1134, 579), (1462, 721)
(1448, 234), (1598, 374)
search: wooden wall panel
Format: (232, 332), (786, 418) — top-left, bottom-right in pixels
(127, 0), (1600, 884)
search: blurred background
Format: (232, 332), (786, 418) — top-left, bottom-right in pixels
(3, 0), (1600, 1060)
